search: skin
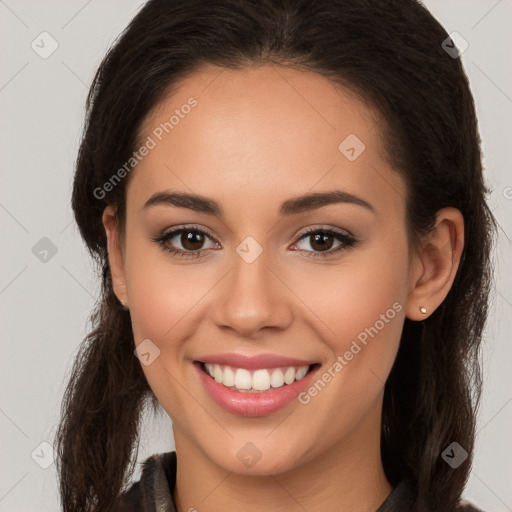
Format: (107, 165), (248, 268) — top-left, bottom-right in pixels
(102, 64), (464, 512)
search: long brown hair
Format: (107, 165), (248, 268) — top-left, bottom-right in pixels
(55, 0), (497, 510)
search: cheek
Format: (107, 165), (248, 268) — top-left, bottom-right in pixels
(124, 232), (207, 342)
(288, 248), (408, 438)
(301, 236), (409, 383)
(298, 237), (407, 330)
(123, 238), (221, 411)
(123, 243), (204, 414)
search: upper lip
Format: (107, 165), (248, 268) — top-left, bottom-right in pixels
(196, 352), (318, 370)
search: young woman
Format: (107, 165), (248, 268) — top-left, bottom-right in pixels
(55, 0), (496, 510)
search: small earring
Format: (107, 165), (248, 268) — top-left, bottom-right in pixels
(419, 306), (427, 314)
(119, 297), (128, 309)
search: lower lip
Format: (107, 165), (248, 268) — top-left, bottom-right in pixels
(194, 362), (320, 417)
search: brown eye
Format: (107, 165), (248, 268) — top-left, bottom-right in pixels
(307, 232), (336, 252)
(180, 230), (206, 251)
(292, 228), (358, 259)
(151, 226), (219, 258)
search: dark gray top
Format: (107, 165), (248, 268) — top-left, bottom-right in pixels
(112, 451), (484, 511)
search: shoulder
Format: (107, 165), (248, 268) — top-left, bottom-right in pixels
(384, 478), (485, 512)
(111, 451), (177, 512)
(456, 500), (485, 511)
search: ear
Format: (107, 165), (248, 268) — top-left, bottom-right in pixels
(102, 205), (128, 307)
(405, 207), (464, 320)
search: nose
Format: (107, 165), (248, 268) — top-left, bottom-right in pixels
(210, 246), (293, 338)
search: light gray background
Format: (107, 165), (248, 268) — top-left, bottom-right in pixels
(1, 0), (511, 510)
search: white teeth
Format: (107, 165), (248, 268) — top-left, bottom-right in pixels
(213, 365), (223, 383)
(223, 366), (235, 387)
(270, 369), (285, 388)
(252, 369), (271, 391)
(283, 367), (295, 385)
(203, 363), (311, 392)
(295, 366), (308, 380)
(234, 368), (252, 389)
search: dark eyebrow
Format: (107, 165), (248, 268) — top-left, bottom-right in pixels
(142, 189), (375, 216)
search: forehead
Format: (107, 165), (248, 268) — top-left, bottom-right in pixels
(128, 64), (405, 218)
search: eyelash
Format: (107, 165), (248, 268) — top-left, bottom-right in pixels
(151, 224), (358, 260)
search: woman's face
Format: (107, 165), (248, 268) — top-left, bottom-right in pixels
(107, 64), (419, 475)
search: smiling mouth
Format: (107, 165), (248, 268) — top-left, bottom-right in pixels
(196, 361), (321, 393)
